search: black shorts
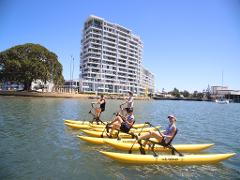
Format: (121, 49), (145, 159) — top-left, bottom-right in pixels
(159, 138), (167, 146)
(124, 107), (133, 113)
(120, 122), (130, 133)
(100, 108), (105, 112)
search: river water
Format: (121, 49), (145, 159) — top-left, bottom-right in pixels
(0, 96), (239, 179)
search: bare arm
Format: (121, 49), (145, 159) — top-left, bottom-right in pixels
(118, 114), (126, 121)
(126, 119), (134, 126)
(99, 99), (104, 104)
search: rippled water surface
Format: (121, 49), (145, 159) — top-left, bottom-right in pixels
(0, 96), (239, 179)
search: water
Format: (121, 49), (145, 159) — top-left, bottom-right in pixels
(0, 96), (239, 179)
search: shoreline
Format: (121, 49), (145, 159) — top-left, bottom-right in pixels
(0, 91), (150, 100)
(0, 91), (213, 102)
(152, 96), (212, 102)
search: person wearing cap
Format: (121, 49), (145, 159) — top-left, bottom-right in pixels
(106, 108), (135, 137)
(137, 115), (177, 147)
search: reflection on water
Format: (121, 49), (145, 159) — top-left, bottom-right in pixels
(0, 96), (239, 179)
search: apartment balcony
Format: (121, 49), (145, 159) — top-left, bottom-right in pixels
(87, 51), (102, 56)
(103, 64), (116, 70)
(128, 62), (138, 67)
(84, 51), (101, 56)
(117, 71), (127, 76)
(103, 40), (116, 47)
(103, 48), (117, 54)
(127, 65), (138, 70)
(128, 57), (138, 62)
(117, 31), (131, 38)
(118, 50), (127, 55)
(103, 34), (116, 41)
(89, 30), (102, 36)
(117, 63), (126, 68)
(118, 39), (128, 45)
(103, 32), (117, 39)
(86, 36), (102, 41)
(102, 59), (117, 65)
(103, 52), (117, 58)
(91, 41), (102, 46)
(117, 43), (128, 49)
(91, 25), (103, 31)
(118, 42), (128, 48)
(118, 67), (127, 72)
(89, 46), (102, 51)
(87, 55), (101, 59)
(117, 61), (126, 66)
(91, 34), (102, 40)
(127, 73), (137, 77)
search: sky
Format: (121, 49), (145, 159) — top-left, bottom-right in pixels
(0, 0), (240, 92)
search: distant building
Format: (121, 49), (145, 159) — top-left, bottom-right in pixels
(31, 80), (54, 92)
(211, 85), (240, 103)
(0, 82), (24, 91)
(140, 67), (154, 95)
(64, 80), (79, 89)
(79, 15), (154, 95)
(211, 86), (228, 95)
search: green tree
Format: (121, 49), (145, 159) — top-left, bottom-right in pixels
(193, 91), (198, 97)
(181, 90), (190, 97)
(197, 92), (204, 99)
(170, 88), (181, 98)
(0, 43), (64, 90)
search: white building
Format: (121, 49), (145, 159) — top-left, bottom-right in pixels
(140, 67), (155, 95)
(211, 85), (240, 96)
(79, 15), (154, 95)
(211, 86), (228, 95)
(31, 80), (54, 92)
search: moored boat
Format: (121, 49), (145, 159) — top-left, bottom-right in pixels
(215, 99), (229, 104)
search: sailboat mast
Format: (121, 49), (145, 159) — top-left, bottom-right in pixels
(222, 70), (224, 86)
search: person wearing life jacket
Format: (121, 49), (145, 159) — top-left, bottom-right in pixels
(107, 108), (135, 137)
(91, 94), (106, 124)
(137, 115), (177, 147)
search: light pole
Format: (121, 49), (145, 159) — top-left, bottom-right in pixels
(70, 55), (74, 93)
(70, 55), (72, 93)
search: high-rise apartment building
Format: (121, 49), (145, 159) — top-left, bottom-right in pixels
(80, 15), (154, 95)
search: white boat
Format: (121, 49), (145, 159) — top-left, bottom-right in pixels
(214, 71), (230, 104)
(215, 99), (229, 104)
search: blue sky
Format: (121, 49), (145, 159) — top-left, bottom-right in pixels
(0, 0), (239, 92)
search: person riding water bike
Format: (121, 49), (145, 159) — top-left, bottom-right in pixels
(137, 115), (177, 148)
(121, 91), (134, 116)
(90, 94), (106, 124)
(106, 108), (135, 137)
